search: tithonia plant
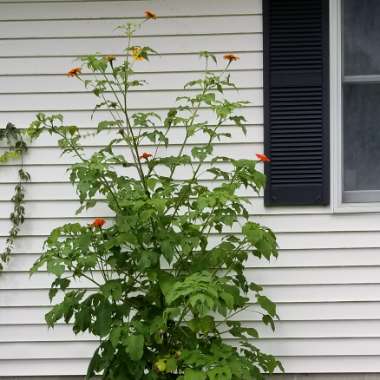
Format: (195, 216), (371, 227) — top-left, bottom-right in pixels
(30, 12), (282, 380)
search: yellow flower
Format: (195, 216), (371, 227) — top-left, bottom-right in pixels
(105, 55), (116, 63)
(131, 47), (145, 61)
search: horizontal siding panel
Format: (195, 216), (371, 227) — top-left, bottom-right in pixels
(249, 267), (380, 285)
(0, 0), (261, 20)
(0, 288), (62, 306)
(0, 359), (89, 377)
(0, 272), (95, 290)
(6, 338), (380, 360)
(257, 320), (380, 339)
(0, 15), (262, 38)
(4, 266), (380, 291)
(22, 125), (262, 147)
(4, 302), (380, 325)
(0, 341), (97, 359)
(3, 212), (380, 234)
(0, 181), (262, 200)
(1, 143), (264, 165)
(0, 107), (263, 127)
(271, 302), (380, 322)
(278, 232), (380, 250)
(4, 232), (380, 253)
(279, 356), (380, 374)
(0, 201), (331, 217)
(0, 89), (261, 111)
(254, 284), (380, 303)
(0, 178), (261, 195)
(0, 356), (380, 376)
(0, 161), (265, 184)
(257, 338), (380, 357)
(0, 53), (263, 75)
(4, 247), (380, 270)
(0, 199), (332, 219)
(0, 34), (261, 57)
(4, 283), (380, 306)
(0, 324), (94, 342)
(252, 248), (380, 268)
(0, 71), (262, 93)
(0, 72), (262, 95)
(4, 320), (380, 341)
(4, 320), (380, 342)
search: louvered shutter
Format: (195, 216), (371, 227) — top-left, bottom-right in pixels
(263, 0), (330, 206)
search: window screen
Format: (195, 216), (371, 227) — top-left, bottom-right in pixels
(343, 0), (380, 202)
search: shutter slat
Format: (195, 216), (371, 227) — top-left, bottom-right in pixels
(263, 0), (330, 206)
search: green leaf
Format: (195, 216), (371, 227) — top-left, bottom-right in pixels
(93, 301), (112, 337)
(45, 304), (64, 327)
(126, 334), (144, 361)
(187, 316), (215, 333)
(110, 326), (122, 348)
(262, 314), (276, 332)
(257, 295), (277, 317)
(242, 222), (263, 245)
(184, 368), (206, 380)
(207, 366), (232, 380)
(243, 327), (259, 338)
(165, 357), (177, 372)
(86, 347), (100, 380)
(160, 239), (175, 264)
(249, 283), (263, 292)
(101, 280), (123, 301)
(199, 50), (217, 64)
(158, 271), (176, 298)
(47, 260), (65, 277)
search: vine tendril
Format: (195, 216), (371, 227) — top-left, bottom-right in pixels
(0, 123), (30, 270)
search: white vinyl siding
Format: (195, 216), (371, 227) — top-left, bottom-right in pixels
(0, 0), (379, 377)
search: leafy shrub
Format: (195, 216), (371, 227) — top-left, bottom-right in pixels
(30, 14), (282, 380)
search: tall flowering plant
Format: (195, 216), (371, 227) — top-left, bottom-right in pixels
(30, 13), (282, 380)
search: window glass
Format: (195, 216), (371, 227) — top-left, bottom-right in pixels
(343, 0), (380, 200)
(344, 84), (380, 190)
(344, 0), (380, 75)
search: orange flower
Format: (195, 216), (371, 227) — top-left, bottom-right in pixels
(131, 47), (145, 61)
(105, 55), (116, 63)
(144, 10), (157, 19)
(66, 67), (81, 77)
(90, 218), (106, 228)
(223, 54), (240, 62)
(139, 152), (153, 160)
(256, 153), (271, 162)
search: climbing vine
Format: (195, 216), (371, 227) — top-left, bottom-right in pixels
(0, 123), (30, 270)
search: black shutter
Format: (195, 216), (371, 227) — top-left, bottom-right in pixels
(263, 0), (330, 206)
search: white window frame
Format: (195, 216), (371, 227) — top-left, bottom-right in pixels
(330, 0), (380, 212)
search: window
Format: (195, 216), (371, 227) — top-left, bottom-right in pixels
(341, 0), (380, 203)
(264, 0), (380, 209)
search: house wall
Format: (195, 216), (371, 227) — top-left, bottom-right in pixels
(0, 0), (379, 377)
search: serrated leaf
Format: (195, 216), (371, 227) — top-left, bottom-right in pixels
(93, 301), (112, 337)
(110, 326), (122, 348)
(126, 334), (144, 361)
